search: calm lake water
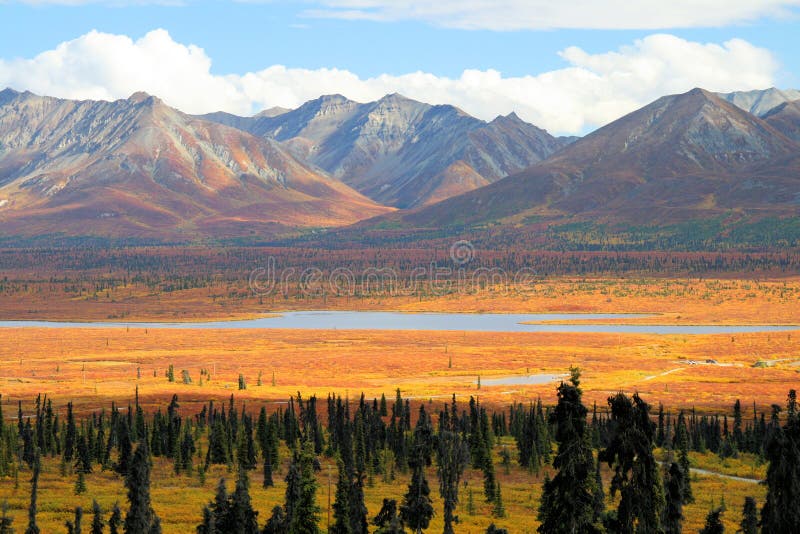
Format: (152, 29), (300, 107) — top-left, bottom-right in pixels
(0, 311), (797, 334)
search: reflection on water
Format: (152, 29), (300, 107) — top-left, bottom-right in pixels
(0, 311), (797, 335)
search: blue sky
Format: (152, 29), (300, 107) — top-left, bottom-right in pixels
(1, 1), (798, 134)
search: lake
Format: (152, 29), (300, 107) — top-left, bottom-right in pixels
(0, 311), (797, 334)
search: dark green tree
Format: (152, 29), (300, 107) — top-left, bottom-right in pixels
(25, 452), (41, 534)
(209, 479), (230, 532)
(739, 497), (757, 534)
(262, 507), (285, 534)
(400, 454), (434, 534)
(109, 504), (122, 534)
(287, 441), (320, 534)
(330, 458), (352, 534)
(73, 507), (83, 534)
(662, 463), (684, 534)
(262, 449), (274, 489)
(196, 506), (215, 534)
(436, 430), (469, 534)
(699, 507), (724, 534)
(124, 441), (161, 534)
(91, 501), (104, 534)
(537, 369), (601, 534)
(492, 483), (505, 519)
(600, 392), (664, 534)
(373, 499), (405, 534)
(674, 412), (693, 504)
(761, 390), (800, 532)
(229, 465), (260, 534)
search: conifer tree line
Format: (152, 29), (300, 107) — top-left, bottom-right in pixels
(1, 380), (800, 533)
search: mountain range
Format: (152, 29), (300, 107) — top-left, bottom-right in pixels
(0, 89), (391, 240)
(369, 88), (800, 238)
(0, 86), (798, 247)
(199, 93), (573, 208)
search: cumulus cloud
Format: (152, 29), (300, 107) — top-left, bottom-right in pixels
(0, 30), (780, 134)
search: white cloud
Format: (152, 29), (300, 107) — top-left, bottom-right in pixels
(0, 30), (780, 135)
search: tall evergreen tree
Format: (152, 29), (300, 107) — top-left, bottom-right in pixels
(330, 458), (353, 534)
(25, 452), (41, 534)
(229, 465), (260, 534)
(287, 441), (320, 534)
(109, 504), (122, 534)
(739, 497), (757, 534)
(662, 463), (684, 534)
(262, 449), (274, 489)
(436, 430), (469, 534)
(674, 412), (694, 504)
(124, 441), (161, 534)
(400, 453), (434, 534)
(91, 501), (105, 534)
(492, 483), (505, 519)
(196, 506), (216, 534)
(373, 499), (405, 534)
(761, 390), (800, 532)
(699, 507), (724, 534)
(208, 479), (230, 532)
(262, 507), (285, 534)
(537, 369), (602, 534)
(72, 507), (83, 534)
(600, 392), (664, 534)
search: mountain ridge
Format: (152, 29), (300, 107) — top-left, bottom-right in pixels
(0, 89), (392, 240)
(369, 87), (800, 232)
(199, 92), (573, 208)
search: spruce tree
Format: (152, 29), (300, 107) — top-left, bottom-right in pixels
(124, 441), (161, 534)
(492, 483), (505, 519)
(330, 458), (352, 534)
(482, 453), (497, 503)
(262, 507), (285, 534)
(436, 430), (469, 534)
(699, 507), (725, 534)
(674, 412), (694, 504)
(196, 506), (215, 534)
(209, 479), (230, 532)
(229, 465), (260, 534)
(592, 454), (605, 524)
(739, 497), (757, 534)
(372, 499), (405, 534)
(91, 501), (105, 534)
(662, 462), (684, 534)
(73, 507), (83, 534)
(109, 504), (122, 534)
(262, 449), (274, 489)
(761, 390), (800, 532)
(400, 453), (434, 534)
(537, 369), (601, 534)
(600, 392), (664, 534)
(287, 440), (320, 534)
(25, 452), (41, 534)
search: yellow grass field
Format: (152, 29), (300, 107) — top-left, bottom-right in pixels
(1, 325), (798, 412)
